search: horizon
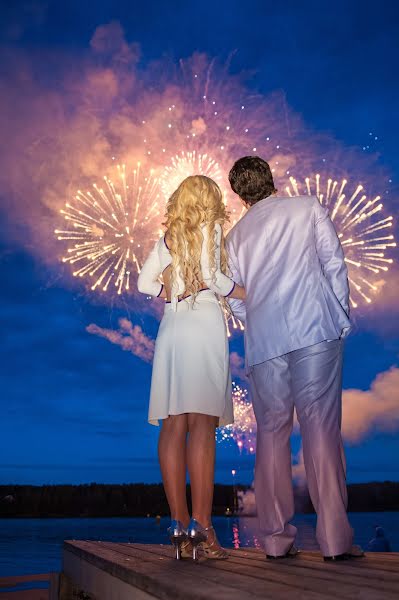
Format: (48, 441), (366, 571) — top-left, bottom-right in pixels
(1, 479), (399, 487)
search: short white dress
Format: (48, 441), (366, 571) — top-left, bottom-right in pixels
(137, 223), (235, 427)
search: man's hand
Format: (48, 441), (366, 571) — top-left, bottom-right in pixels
(230, 284), (246, 300)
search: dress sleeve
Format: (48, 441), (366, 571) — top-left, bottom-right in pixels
(200, 223), (236, 297)
(137, 238), (164, 297)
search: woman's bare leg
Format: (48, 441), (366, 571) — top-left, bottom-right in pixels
(158, 414), (190, 526)
(187, 413), (218, 527)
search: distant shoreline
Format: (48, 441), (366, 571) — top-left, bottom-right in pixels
(1, 481), (398, 518)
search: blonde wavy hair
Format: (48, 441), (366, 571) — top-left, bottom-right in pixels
(164, 175), (229, 299)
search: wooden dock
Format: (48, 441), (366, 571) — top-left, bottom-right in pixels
(59, 541), (399, 600)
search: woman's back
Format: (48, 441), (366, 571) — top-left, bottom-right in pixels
(138, 222), (236, 310)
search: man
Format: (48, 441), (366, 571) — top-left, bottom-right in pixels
(227, 156), (360, 561)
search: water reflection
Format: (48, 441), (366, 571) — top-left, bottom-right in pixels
(0, 512), (398, 576)
(221, 513), (398, 553)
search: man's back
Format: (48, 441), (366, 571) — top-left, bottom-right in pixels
(227, 194), (351, 366)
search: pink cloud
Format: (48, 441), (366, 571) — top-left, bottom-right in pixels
(272, 367), (399, 445)
(230, 351), (247, 381)
(86, 318), (154, 363)
(342, 366), (399, 443)
(292, 367), (399, 485)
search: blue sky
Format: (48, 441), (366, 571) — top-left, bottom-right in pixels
(0, 0), (398, 485)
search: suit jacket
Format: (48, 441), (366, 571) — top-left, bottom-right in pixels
(226, 194), (351, 367)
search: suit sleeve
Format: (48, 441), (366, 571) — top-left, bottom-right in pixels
(137, 238), (164, 297)
(226, 232), (247, 323)
(201, 224), (236, 296)
(314, 198), (350, 316)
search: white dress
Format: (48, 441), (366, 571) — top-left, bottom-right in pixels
(137, 223), (235, 427)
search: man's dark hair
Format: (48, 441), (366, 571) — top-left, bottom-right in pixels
(228, 156), (277, 205)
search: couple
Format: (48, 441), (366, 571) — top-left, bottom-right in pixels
(138, 156), (358, 562)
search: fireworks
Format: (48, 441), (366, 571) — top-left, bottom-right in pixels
(160, 151), (223, 200)
(221, 304), (245, 338)
(54, 62), (395, 314)
(218, 383), (256, 453)
(287, 174), (396, 307)
(55, 163), (163, 295)
(138, 62), (288, 224)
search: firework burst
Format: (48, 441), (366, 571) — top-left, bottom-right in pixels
(55, 162), (163, 296)
(138, 60), (295, 227)
(160, 150), (223, 200)
(286, 174), (396, 307)
(218, 383), (256, 453)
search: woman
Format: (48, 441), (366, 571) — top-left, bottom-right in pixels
(138, 175), (245, 561)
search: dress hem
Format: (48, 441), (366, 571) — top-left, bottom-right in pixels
(149, 409), (234, 428)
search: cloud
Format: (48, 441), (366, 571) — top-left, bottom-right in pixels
(87, 318), (155, 363)
(342, 366), (399, 443)
(277, 367), (399, 490)
(277, 367), (399, 445)
(90, 20), (140, 65)
(230, 351), (247, 381)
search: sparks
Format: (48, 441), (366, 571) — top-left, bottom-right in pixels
(160, 150), (223, 200)
(286, 175), (395, 307)
(218, 383), (256, 453)
(55, 163), (162, 296)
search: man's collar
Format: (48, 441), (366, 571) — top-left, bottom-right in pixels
(247, 192), (278, 210)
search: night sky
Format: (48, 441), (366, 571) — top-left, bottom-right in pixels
(1, 0), (398, 486)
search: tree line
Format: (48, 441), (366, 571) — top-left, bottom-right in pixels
(0, 481), (398, 518)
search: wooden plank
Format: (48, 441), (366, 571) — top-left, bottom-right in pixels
(64, 541), (258, 600)
(279, 551), (399, 573)
(101, 542), (344, 599)
(0, 574), (50, 588)
(63, 541), (399, 600)
(48, 572), (60, 600)
(231, 548), (399, 581)
(223, 550), (399, 594)
(0, 591), (48, 600)
(233, 547), (399, 575)
(0, 573), (51, 600)
(67, 540), (330, 600)
(62, 553), (154, 600)
(123, 544), (399, 600)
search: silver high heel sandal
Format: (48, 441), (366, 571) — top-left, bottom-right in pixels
(187, 518), (228, 561)
(167, 519), (188, 560)
(187, 518), (207, 561)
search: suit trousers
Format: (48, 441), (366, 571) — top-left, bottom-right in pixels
(248, 339), (353, 557)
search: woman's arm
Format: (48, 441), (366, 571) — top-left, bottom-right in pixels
(137, 238), (164, 298)
(200, 224), (246, 299)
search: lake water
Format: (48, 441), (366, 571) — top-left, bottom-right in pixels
(0, 512), (398, 576)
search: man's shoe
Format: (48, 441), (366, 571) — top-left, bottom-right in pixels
(324, 545), (365, 562)
(266, 545), (299, 559)
(324, 553), (351, 562)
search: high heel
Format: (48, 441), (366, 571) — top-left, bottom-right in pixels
(187, 519), (228, 561)
(167, 519), (187, 560)
(187, 519), (207, 561)
(180, 538), (193, 559)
